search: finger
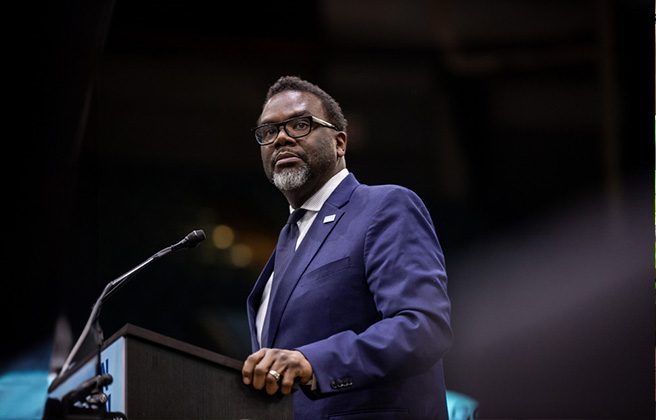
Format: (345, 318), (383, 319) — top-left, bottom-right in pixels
(278, 351), (311, 394)
(265, 366), (283, 395)
(289, 350), (313, 383)
(252, 350), (276, 391)
(279, 369), (296, 395)
(242, 348), (267, 385)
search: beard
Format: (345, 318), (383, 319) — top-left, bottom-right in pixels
(272, 164), (311, 191)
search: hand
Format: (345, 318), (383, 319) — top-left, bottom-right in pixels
(242, 348), (313, 395)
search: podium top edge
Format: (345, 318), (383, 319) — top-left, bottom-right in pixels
(49, 323), (244, 393)
(112, 323), (245, 372)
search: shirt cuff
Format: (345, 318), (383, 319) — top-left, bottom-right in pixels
(302, 373), (318, 391)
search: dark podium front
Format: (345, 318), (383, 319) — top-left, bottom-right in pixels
(48, 324), (293, 419)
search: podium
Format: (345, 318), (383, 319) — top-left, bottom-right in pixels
(47, 324), (293, 419)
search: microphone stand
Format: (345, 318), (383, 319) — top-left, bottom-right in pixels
(51, 230), (205, 418)
(58, 253), (161, 380)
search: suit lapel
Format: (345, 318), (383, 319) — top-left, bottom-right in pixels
(247, 254), (275, 350)
(263, 173), (360, 348)
(264, 205), (344, 348)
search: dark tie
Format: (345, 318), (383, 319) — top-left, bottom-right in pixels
(261, 208), (306, 346)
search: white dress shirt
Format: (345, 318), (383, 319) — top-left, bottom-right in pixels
(256, 168), (350, 346)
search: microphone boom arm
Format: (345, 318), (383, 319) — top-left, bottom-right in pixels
(53, 230), (205, 385)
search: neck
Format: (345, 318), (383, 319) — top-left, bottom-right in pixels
(283, 163), (346, 208)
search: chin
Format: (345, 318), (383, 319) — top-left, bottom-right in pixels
(272, 165), (310, 191)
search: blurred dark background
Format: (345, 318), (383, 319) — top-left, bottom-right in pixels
(6, 0), (651, 418)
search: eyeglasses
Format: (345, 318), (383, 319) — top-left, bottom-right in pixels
(252, 115), (338, 145)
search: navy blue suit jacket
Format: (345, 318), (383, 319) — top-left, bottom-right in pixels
(247, 174), (452, 420)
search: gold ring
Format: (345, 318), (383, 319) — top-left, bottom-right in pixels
(268, 370), (281, 382)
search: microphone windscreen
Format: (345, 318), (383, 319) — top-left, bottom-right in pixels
(185, 230), (206, 247)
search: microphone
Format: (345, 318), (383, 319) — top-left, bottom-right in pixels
(154, 229), (206, 259)
(171, 229), (206, 251)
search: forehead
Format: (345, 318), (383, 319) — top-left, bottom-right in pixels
(259, 91), (325, 124)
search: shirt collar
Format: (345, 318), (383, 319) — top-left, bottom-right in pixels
(289, 168), (349, 214)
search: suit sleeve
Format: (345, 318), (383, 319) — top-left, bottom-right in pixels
(294, 187), (453, 396)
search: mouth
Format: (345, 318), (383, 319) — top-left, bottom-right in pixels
(273, 151), (304, 169)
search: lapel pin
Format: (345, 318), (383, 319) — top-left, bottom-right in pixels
(323, 214), (336, 224)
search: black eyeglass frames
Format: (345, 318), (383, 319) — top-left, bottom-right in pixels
(252, 115), (338, 145)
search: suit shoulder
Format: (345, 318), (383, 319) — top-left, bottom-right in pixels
(353, 182), (435, 227)
(354, 182), (424, 204)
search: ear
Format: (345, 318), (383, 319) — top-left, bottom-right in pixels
(335, 131), (347, 158)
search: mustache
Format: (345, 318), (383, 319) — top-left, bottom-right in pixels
(270, 149), (306, 166)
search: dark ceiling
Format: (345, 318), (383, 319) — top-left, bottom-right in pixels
(9, 0), (651, 418)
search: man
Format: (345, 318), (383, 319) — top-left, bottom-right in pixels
(242, 76), (452, 420)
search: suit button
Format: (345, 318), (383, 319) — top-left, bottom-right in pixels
(331, 377), (353, 389)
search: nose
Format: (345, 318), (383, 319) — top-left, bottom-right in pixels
(271, 124), (296, 147)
